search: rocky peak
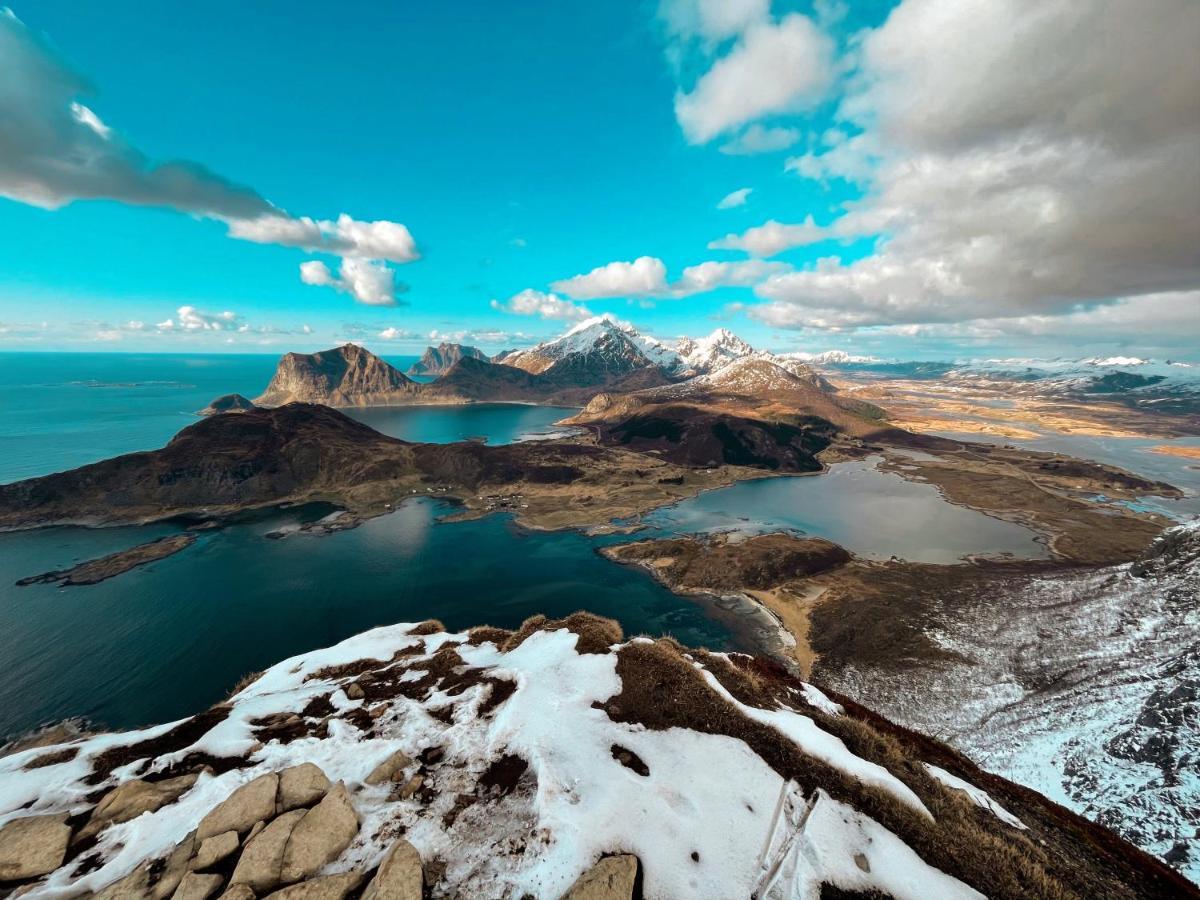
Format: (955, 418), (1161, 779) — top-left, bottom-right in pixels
(406, 342), (487, 378)
(254, 344), (417, 408)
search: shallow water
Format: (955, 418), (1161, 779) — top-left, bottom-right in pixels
(931, 430), (1200, 519)
(639, 458), (1047, 564)
(0, 499), (745, 740)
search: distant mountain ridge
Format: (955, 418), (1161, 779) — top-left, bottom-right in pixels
(405, 342), (487, 377)
(254, 343), (418, 407)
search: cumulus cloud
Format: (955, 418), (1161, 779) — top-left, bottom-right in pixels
(716, 187), (752, 209)
(761, 0), (1200, 330)
(674, 15), (833, 144)
(171, 306), (243, 331)
(550, 257), (670, 300)
(0, 10), (419, 296)
(719, 124), (800, 155)
(227, 214), (418, 263)
(300, 259), (404, 306)
(377, 326), (419, 341)
(708, 217), (826, 257)
(675, 259), (790, 293)
(658, 0), (769, 43)
(490, 289), (592, 321)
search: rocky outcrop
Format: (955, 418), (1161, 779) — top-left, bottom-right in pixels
(1, 615), (1192, 899)
(406, 342), (487, 377)
(198, 394), (256, 416)
(255, 344), (419, 408)
(592, 403), (836, 471)
(79, 773), (198, 839)
(0, 813), (70, 880)
(562, 855), (638, 899)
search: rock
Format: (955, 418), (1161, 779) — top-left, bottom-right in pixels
(153, 831), (200, 900)
(192, 830), (239, 871)
(262, 872), (364, 899)
(279, 783), (360, 884)
(216, 886), (256, 900)
(395, 774), (423, 800)
(0, 813), (71, 880)
(198, 773), (280, 840)
(364, 750), (412, 786)
(361, 839), (422, 900)
(94, 864), (151, 899)
(563, 855), (638, 900)
(81, 773), (199, 839)
(345, 682), (365, 700)
(172, 872), (225, 900)
(198, 394), (256, 417)
(246, 820), (266, 842)
(229, 809), (305, 893)
(278, 763), (332, 812)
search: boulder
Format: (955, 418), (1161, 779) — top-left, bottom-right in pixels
(216, 886), (256, 900)
(279, 783), (359, 884)
(229, 809), (305, 893)
(395, 774), (423, 800)
(364, 750), (412, 786)
(94, 865), (151, 899)
(563, 855), (639, 900)
(278, 763), (331, 812)
(262, 872), (364, 899)
(153, 831), (200, 899)
(171, 872), (225, 900)
(345, 683), (365, 700)
(192, 830), (239, 871)
(81, 774), (199, 840)
(198, 773), (280, 840)
(361, 839), (422, 900)
(0, 813), (71, 880)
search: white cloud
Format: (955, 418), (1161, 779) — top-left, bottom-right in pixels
(674, 15), (833, 144)
(550, 257), (669, 300)
(226, 214), (418, 263)
(759, 0), (1200, 330)
(719, 124), (800, 155)
(174, 306), (243, 331)
(708, 217), (826, 257)
(716, 187), (752, 209)
(658, 0), (770, 43)
(675, 259), (790, 293)
(0, 11), (420, 290)
(377, 326), (419, 341)
(491, 289), (593, 321)
(300, 258), (402, 306)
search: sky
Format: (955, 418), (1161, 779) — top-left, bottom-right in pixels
(0, 0), (1197, 361)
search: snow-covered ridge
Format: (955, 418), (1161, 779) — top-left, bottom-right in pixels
(0, 613), (1101, 900)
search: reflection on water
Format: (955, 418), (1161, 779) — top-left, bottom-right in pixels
(639, 458), (1047, 564)
(932, 431), (1200, 519)
(344, 403), (581, 445)
(0, 500), (740, 740)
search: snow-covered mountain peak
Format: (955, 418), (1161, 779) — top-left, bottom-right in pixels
(676, 327), (757, 374)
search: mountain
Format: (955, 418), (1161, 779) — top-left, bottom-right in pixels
(254, 344), (419, 408)
(781, 349), (881, 366)
(812, 521), (1200, 882)
(1, 614), (1189, 899)
(405, 342), (487, 377)
(675, 327), (756, 374)
(196, 393), (256, 416)
(495, 315), (672, 380)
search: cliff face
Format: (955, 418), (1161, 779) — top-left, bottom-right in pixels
(2, 613), (1190, 900)
(406, 342), (487, 377)
(254, 344), (419, 408)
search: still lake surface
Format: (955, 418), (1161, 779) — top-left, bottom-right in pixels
(2, 352), (1184, 740)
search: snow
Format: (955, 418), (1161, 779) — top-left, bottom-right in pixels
(923, 764), (1026, 830)
(675, 327), (757, 374)
(0, 622), (983, 899)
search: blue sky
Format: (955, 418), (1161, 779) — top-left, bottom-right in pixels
(1, 1), (1196, 360)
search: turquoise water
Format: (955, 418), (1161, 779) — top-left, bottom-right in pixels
(0, 500), (743, 739)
